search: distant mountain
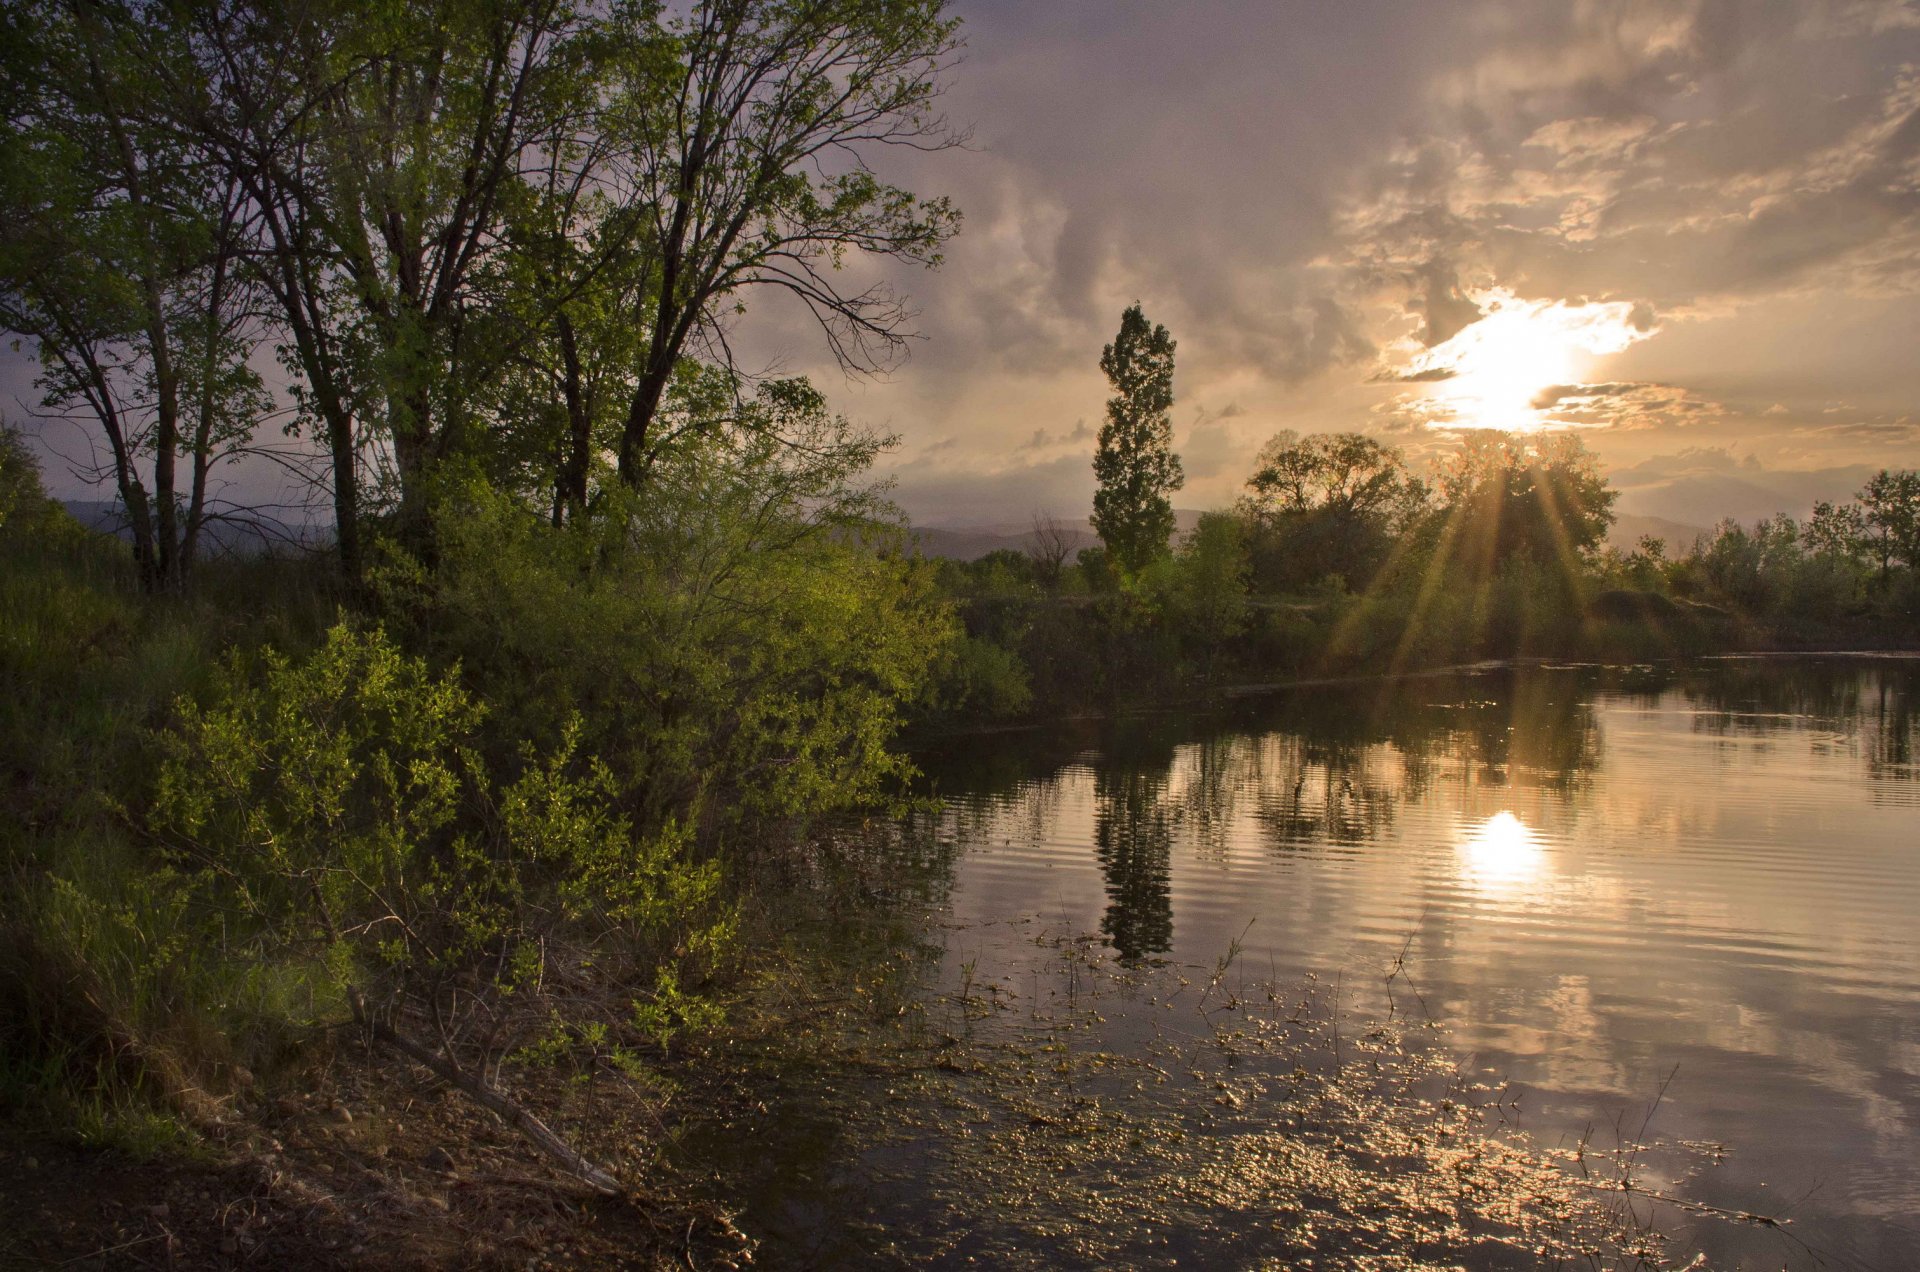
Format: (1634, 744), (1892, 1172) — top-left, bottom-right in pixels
(906, 509), (1209, 561)
(1607, 513), (1711, 553)
(60, 499), (329, 555)
(909, 522), (1100, 562)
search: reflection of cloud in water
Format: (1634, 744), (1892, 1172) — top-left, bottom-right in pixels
(1458, 810), (1545, 892)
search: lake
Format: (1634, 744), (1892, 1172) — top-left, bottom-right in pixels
(705, 657), (1920, 1269)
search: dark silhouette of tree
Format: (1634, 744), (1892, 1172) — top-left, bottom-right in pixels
(1239, 431), (1426, 591)
(1093, 769), (1173, 963)
(1092, 303), (1182, 573)
(1859, 469), (1920, 582)
(1025, 511), (1074, 590)
(1433, 431), (1615, 571)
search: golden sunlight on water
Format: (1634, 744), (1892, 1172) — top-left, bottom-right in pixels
(1456, 809), (1544, 891)
(915, 659), (1920, 1268)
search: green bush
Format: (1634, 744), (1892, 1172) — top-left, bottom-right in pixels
(152, 622), (735, 1073)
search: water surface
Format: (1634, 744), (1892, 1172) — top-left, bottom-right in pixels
(902, 657), (1920, 1268)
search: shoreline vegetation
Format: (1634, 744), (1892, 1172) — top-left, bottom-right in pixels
(5, 420), (1905, 1267)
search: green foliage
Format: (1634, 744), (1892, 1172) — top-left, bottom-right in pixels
(931, 634), (1034, 721)
(1860, 469), (1920, 577)
(1431, 431), (1616, 573)
(414, 390), (956, 827)
(1241, 431), (1426, 592)
(1092, 304), (1183, 573)
(156, 622), (730, 990)
(1170, 512), (1250, 659)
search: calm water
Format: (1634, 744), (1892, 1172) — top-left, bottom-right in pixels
(900, 657), (1920, 1269)
(695, 658), (1920, 1268)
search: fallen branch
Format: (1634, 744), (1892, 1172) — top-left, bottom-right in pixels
(346, 987), (624, 1197)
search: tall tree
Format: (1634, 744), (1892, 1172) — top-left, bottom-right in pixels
(1859, 469), (1920, 582)
(180, 0), (589, 558)
(1091, 303), (1182, 573)
(0, 1), (263, 590)
(600, 0), (964, 486)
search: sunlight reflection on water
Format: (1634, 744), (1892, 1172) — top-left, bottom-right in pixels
(910, 657), (1920, 1269)
(1458, 809), (1545, 891)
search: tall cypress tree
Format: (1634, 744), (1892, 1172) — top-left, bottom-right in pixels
(1092, 303), (1183, 573)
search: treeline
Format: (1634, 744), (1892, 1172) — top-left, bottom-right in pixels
(0, 0), (967, 1189)
(932, 432), (1920, 720)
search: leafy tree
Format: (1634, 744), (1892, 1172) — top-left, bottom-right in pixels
(1245, 431), (1423, 520)
(1172, 511), (1249, 668)
(1805, 499), (1867, 562)
(1239, 430), (1425, 592)
(171, 0), (594, 559)
(1859, 469), (1920, 581)
(1432, 431), (1615, 573)
(0, 3), (263, 589)
(1092, 303), (1182, 573)
(597, 0), (965, 487)
(24, 0), (966, 571)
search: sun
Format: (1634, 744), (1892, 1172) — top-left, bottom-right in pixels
(1400, 289), (1656, 432)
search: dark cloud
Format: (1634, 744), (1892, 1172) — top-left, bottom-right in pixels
(1412, 259), (1485, 346)
(1376, 366), (1458, 384)
(1338, 1), (1920, 315)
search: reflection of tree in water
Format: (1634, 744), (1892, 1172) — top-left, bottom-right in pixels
(1179, 735), (1246, 860)
(1253, 736), (1403, 850)
(1673, 661), (1919, 790)
(1867, 672), (1917, 786)
(1457, 672), (1603, 796)
(1093, 769), (1175, 963)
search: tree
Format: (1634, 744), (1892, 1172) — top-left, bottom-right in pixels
(1173, 511), (1250, 666)
(1092, 303), (1182, 573)
(1433, 431), (1616, 573)
(1804, 500), (1866, 562)
(53, 0), (963, 572)
(172, 0), (593, 561)
(1859, 469), (1920, 581)
(0, 3), (263, 589)
(597, 0), (964, 487)
(1025, 511), (1074, 590)
(1239, 430), (1425, 591)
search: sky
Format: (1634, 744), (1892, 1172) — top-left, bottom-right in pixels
(11, 0), (1920, 532)
(740, 0), (1920, 529)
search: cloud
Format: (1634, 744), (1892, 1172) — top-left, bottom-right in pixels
(1335, 3), (1920, 319)
(1374, 366), (1458, 384)
(725, 0), (1920, 527)
(1793, 414), (1920, 443)
(1526, 380), (1726, 430)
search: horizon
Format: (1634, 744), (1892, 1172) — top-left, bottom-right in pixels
(10, 0), (1920, 533)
